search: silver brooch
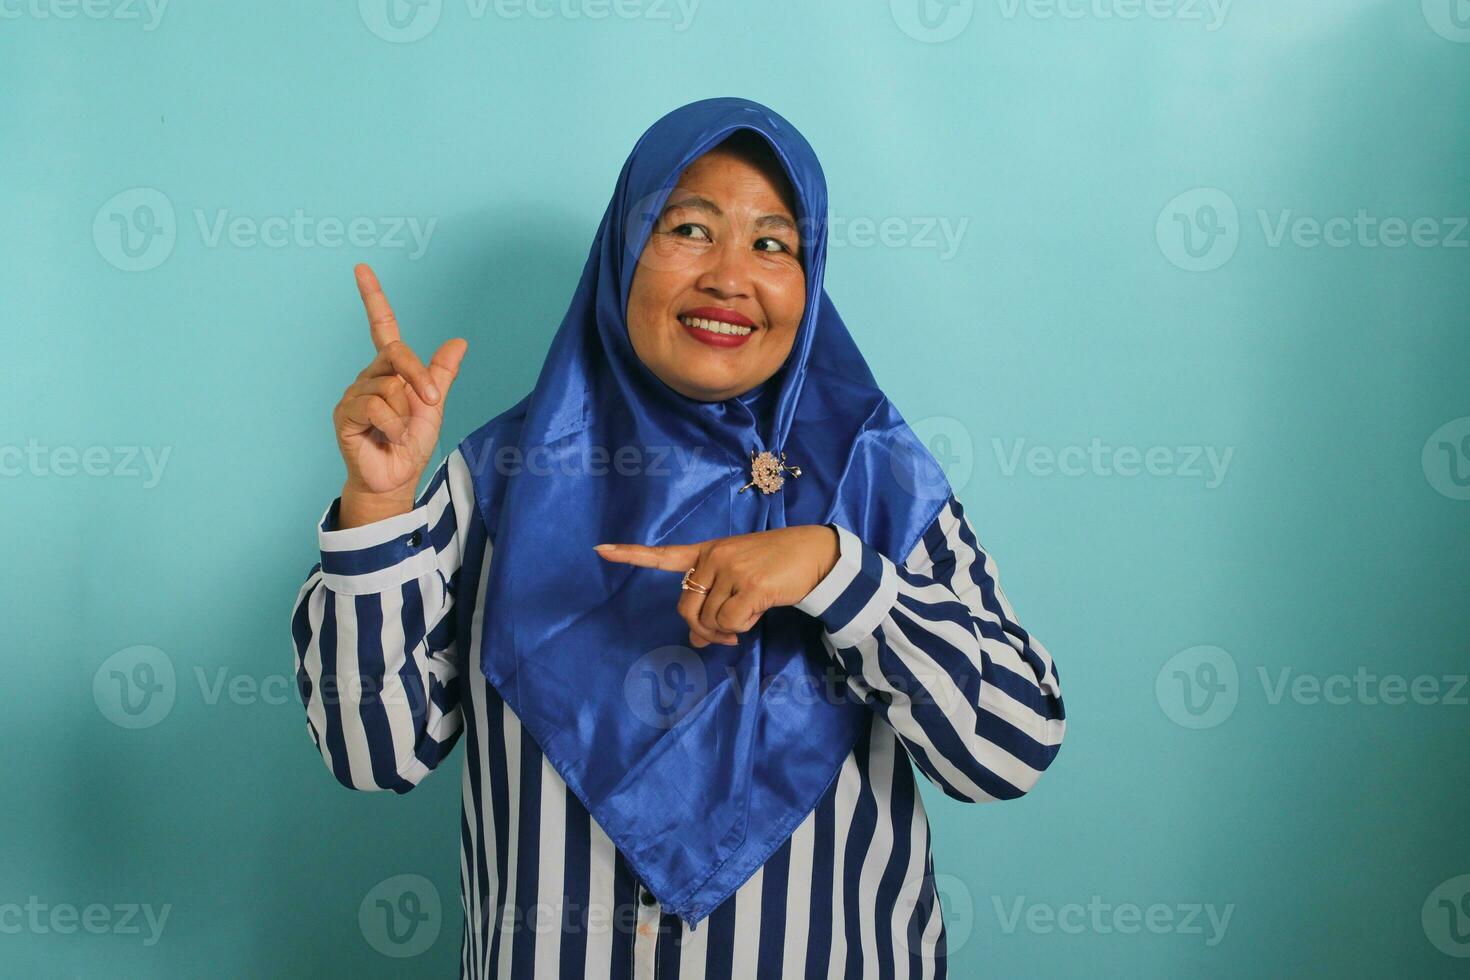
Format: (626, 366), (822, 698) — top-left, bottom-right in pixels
(739, 449), (802, 494)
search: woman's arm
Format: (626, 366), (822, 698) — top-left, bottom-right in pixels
(795, 495), (1065, 803)
(289, 451), (469, 792)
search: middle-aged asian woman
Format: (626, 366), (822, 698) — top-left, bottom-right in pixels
(291, 96), (1066, 979)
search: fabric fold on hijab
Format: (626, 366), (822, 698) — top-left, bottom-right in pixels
(457, 96), (952, 927)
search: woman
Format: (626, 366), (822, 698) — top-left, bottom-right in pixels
(291, 97), (1065, 979)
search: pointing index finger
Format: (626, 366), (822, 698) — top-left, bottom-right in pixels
(353, 263), (440, 405)
(355, 263), (400, 351)
(593, 542), (701, 572)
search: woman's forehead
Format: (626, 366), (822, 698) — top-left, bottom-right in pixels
(672, 147), (798, 219)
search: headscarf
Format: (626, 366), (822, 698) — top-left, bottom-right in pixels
(457, 96), (951, 927)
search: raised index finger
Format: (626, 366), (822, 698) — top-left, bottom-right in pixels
(354, 263), (400, 350)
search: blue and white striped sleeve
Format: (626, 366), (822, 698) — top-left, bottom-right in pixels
(289, 451), (469, 793)
(795, 495), (1066, 803)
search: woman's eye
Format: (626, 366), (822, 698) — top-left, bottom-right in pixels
(670, 222), (711, 242)
(755, 237), (792, 255)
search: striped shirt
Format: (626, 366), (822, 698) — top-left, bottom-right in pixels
(290, 449), (1065, 979)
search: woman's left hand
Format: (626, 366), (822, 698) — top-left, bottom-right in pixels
(594, 526), (840, 647)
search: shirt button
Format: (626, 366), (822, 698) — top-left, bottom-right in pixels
(407, 530), (422, 548)
(639, 888), (656, 907)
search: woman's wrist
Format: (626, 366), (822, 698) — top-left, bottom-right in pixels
(801, 523), (841, 589)
(338, 482), (418, 529)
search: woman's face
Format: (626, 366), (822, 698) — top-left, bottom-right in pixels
(626, 145), (806, 402)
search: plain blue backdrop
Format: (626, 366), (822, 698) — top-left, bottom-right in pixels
(5, 0), (1469, 975)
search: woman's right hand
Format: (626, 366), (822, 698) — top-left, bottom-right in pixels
(332, 263), (468, 528)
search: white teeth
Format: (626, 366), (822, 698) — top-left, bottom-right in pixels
(680, 315), (753, 337)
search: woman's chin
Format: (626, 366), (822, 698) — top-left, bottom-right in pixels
(663, 356), (751, 399)
(667, 371), (753, 403)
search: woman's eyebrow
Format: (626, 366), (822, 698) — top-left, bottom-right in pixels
(663, 193), (720, 215)
(664, 194), (797, 233)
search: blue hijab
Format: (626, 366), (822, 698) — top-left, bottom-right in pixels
(457, 96), (951, 927)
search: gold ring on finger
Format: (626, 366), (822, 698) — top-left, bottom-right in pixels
(681, 567), (711, 594)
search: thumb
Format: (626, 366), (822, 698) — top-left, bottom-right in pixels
(427, 337), (469, 393)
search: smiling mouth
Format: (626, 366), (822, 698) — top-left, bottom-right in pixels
(678, 314), (754, 338)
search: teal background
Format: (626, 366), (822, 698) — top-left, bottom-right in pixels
(4, 0), (1468, 976)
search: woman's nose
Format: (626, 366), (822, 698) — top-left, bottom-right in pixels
(695, 240), (752, 299)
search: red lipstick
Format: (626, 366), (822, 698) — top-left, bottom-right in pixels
(678, 307), (757, 349)
(682, 306), (755, 327)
